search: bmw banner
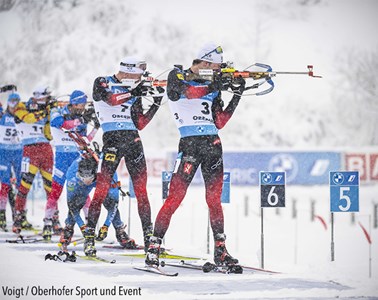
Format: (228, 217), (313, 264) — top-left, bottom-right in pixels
(224, 152), (341, 185)
(168, 151), (341, 186)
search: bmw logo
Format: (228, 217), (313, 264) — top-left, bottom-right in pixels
(332, 172), (344, 185)
(261, 172), (272, 184)
(269, 154), (298, 183)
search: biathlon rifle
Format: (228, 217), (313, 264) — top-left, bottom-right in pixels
(184, 62), (322, 96)
(110, 63), (322, 97)
(66, 131), (128, 197)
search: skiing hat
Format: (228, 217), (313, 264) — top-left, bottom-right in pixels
(7, 93), (20, 108)
(197, 43), (223, 64)
(70, 90), (88, 105)
(78, 156), (97, 181)
(33, 86), (52, 99)
(119, 56), (146, 74)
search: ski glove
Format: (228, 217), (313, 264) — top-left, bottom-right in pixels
(153, 86), (165, 105)
(231, 77), (246, 97)
(208, 73), (222, 92)
(82, 107), (100, 128)
(208, 73), (231, 92)
(131, 81), (148, 97)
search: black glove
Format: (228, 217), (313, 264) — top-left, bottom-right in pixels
(93, 115), (101, 129)
(1, 84), (17, 93)
(209, 73), (232, 92)
(82, 107), (95, 123)
(81, 107), (100, 128)
(230, 77), (246, 97)
(152, 86), (165, 105)
(131, 81), (148, 97)
(208, 73), (222, 92)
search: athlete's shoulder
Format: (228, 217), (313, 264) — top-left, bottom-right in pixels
(94, 76), (109, 86)
(168, 66), (186, 82)
(93, 76), (113, 102)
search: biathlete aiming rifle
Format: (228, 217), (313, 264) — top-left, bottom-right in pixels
(140, 63), (322, 96)
(66, 130), (128, 197)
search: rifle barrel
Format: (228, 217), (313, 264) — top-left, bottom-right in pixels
(275, 71), (309, 75)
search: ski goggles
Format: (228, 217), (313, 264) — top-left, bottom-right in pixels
(200, 46), (223, 60)
(77, 171), (96, 185)
(7, 99), (19, 108)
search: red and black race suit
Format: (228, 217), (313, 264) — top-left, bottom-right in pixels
(153, 67), (242, 239)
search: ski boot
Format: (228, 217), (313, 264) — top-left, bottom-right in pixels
(59, 224), (74, 250)
(83, 227), (97, 257)
(143, 223), (153, 253)
(145, 236), (162, 267)
(52, 210), (62, 235)
(12, 211), (22, 234)
(214, 233), (241, 273)
(20, 210), (33, 230)
(0, 209), (7, 232)
(96, 225), (108, 241)
(116, 225), (136, 249)
(42, 218), (53, 240)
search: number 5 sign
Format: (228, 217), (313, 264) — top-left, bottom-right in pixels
(260, 171), (286, 207)
(330, 171), (359, 212)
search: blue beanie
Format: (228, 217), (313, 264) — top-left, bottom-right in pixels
(8, 92), (21, 102)
(70, 90), (87, 105)
(7, 93), (20, 108)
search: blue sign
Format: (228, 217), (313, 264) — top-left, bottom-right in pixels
(128, 177), (135, 198)
(330, 171), (359, 212)
(162, 171), (172, 199)
(221, 172), (231, 203)
(260, 171), (286, 207)
(168, 151), (341, 186)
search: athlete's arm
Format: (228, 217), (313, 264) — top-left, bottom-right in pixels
(14, 102), (46, 123)
(93, 77), (132, 106)
(167, 69), (210, 101)
(130, 97), (160, 130)
(212, 93), (241, 129)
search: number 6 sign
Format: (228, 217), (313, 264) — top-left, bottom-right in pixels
(330, 171), (359, 212)
(260, 171), (286, 207)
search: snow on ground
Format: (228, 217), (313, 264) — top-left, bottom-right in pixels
(0, 184), (377, 299)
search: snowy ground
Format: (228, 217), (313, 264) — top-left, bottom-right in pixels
(0, 183), (377, 300)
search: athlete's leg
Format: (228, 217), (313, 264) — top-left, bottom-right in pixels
(87, 133), (121, 229)
(38, 143), (54, 200)
(102, 179), (120, 229)
(124, 135), (152, 232)
(201, 136), (224, 236)
(12, 148), (23, 188)
(12, 145), (39, 232)
(0, 150), (11, 229)
(0, 148), (11, 211)
(153, 137), (200, 238)
(45, 151), (78, 234)
(14, 146), (38, 212)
